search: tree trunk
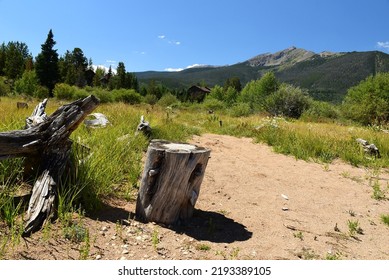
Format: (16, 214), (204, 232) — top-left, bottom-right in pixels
(136, 139), (210, 225)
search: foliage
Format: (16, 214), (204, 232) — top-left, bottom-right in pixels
(35, 29), (60, 94)
(58, 48), (88, 87)
(381, 214), (389, 227)
(228, 102), (252, 117)
(0, 76), (11, 96)
(208, 85), (225, 101)
(202, 96), (226, 111)
(14, 70), (39, 96)
(144, 94), (158, 105)
(224, 76), (242, 92)
(239, 72), (279, 111)
(53, 83), (76, 100)
(157, 93), (179, 107)
(112, 89), (142, 104)
(300, 100), (340, 122)
(342, 73), (389, 125)
(263, 83), (312, 118)
(2, 41), (30, 79)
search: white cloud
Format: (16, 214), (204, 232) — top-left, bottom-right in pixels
(158, 34), (181, 46)
(92, 65), (117, 74)
(164, 64), (207, 72)
(186, 63), (206, 69)
(164, 67), (184, 72)
(106, 59), (117, 64)
(377, 41), (389, 49)
(133, 51), (146, 55)
(169, 40), (181, 45)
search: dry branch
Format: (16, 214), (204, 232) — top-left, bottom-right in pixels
(0, 95), (100, 234)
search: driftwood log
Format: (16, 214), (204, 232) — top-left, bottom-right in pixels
(136, 139), (210, 225)
(0, 95), (100, 234)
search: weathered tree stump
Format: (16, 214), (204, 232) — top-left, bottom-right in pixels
(0, 95), (100, 235)
(136, 139), (210, 225)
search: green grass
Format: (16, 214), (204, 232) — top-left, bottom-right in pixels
(381, 214), (389, 227)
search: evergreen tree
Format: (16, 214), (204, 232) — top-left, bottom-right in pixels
(224, 76), (242, 92)
(0, 43), (7, 76)
(4, 41), (30, 79)
(116, 62), (126, 88)
(35, 29), (59, 95)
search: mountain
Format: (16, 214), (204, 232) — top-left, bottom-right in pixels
(135, 47), (389, 103)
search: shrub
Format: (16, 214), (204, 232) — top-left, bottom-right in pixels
(342, 73), (389, 125)
(264, 84), (312, 118)
(0, 78), (10, 96)
(34, 85), (49, 99)
(14, 70), (39, 96)
(113, 89), (142, 104)
(144, 94), (158, 105)
(239, 72), (279, 111)
(202, 97), (226, 111)
(301, 100), (340, 121)
(157, 93), (179, 107)
(53, 83), (75, 100)
(73, 88), (89, 100)
(228, 102), (252, 117)
(93, 88), (113, 103)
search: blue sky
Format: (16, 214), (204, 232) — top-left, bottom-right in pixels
(1, 0), (388, 72)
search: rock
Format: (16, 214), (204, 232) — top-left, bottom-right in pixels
(122, 249), (129, 255)
(95, 254), (102, 260)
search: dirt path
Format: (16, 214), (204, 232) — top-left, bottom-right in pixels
(6, 134), (389, 260)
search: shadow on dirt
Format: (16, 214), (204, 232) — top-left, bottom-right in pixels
(89, 203), (252, 244)
(171, 209), (253, 243)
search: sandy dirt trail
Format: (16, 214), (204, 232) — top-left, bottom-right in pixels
(6, 133), (389, 260)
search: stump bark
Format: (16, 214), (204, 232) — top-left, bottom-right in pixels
(136, 139), (210, 225)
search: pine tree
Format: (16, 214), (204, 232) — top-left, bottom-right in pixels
(35, 29), (59, 95)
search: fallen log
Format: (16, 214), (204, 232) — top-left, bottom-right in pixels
(0, 95), (100, 235)
(136, 139), (210, 225)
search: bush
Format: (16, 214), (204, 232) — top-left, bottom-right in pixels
(93, 88), (113, 103)
(264, 84), (312, 118)
(157, 93), (179, 107)
(0, 78), (10, 96)
(73, 88), (89, 100)
(113, 89), (142, 104)
(202, 97), (226, 111)
(342, 73), (389, 125)
(239, 72), (279, 111)
(53, 83), (76, 100)
(301, 100), (340, 121)
(34, 85), (49, 99)
(14, 70), (39, 96)
(144, 94), (158, 105)
(228, 102), (252, 117)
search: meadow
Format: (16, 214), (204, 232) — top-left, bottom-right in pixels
(1, 95), (389, 259)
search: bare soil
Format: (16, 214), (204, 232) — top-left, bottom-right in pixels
(4, 133), (389, 260)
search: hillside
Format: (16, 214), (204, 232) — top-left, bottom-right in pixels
(135, 47), (389, 103)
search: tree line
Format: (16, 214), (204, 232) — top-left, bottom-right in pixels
(0, 30), (138, 96)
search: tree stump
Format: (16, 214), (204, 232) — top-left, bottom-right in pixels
(136, 139), (210, 225)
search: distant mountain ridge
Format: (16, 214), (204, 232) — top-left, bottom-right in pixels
(135, 47), (389, 103)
